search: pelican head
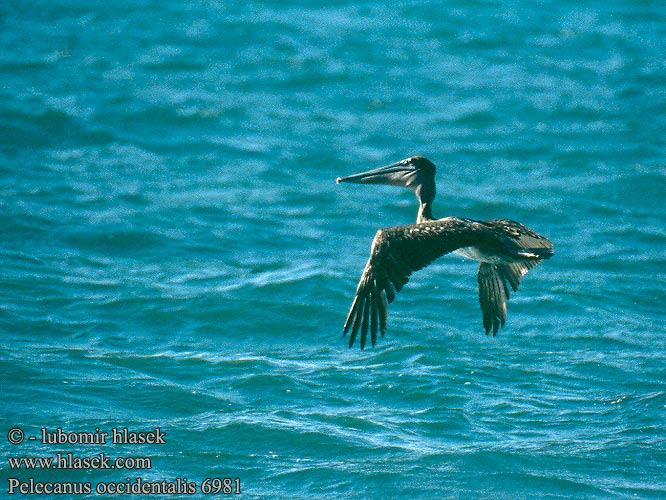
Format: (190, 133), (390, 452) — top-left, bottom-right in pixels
(337, 156), (437, 220)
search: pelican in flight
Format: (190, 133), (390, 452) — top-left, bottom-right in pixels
(337, 156), (553, 349)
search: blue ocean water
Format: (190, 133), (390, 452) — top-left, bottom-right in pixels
(1, 0), (665, 498)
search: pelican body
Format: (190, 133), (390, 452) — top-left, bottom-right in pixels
(337, 156), (553, 349)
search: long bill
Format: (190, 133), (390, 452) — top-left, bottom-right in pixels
(336, 161), (416, 188)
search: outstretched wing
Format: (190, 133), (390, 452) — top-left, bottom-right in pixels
(343, 217), (481, 349)
(477, 219), (553, 335)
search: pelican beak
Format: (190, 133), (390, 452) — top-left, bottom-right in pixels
(336, 160), (416, 188)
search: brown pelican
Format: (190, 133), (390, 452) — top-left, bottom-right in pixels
(337, 156), (553, 349)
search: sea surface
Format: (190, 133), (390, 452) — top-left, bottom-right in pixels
(1, 1), (665, 498)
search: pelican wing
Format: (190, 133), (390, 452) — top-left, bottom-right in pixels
(477, 261), (540, 336)
(343, 217), (480, 348)
(476, 219), (553, 335)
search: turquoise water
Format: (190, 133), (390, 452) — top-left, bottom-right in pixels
(2, 1), (665, 498)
